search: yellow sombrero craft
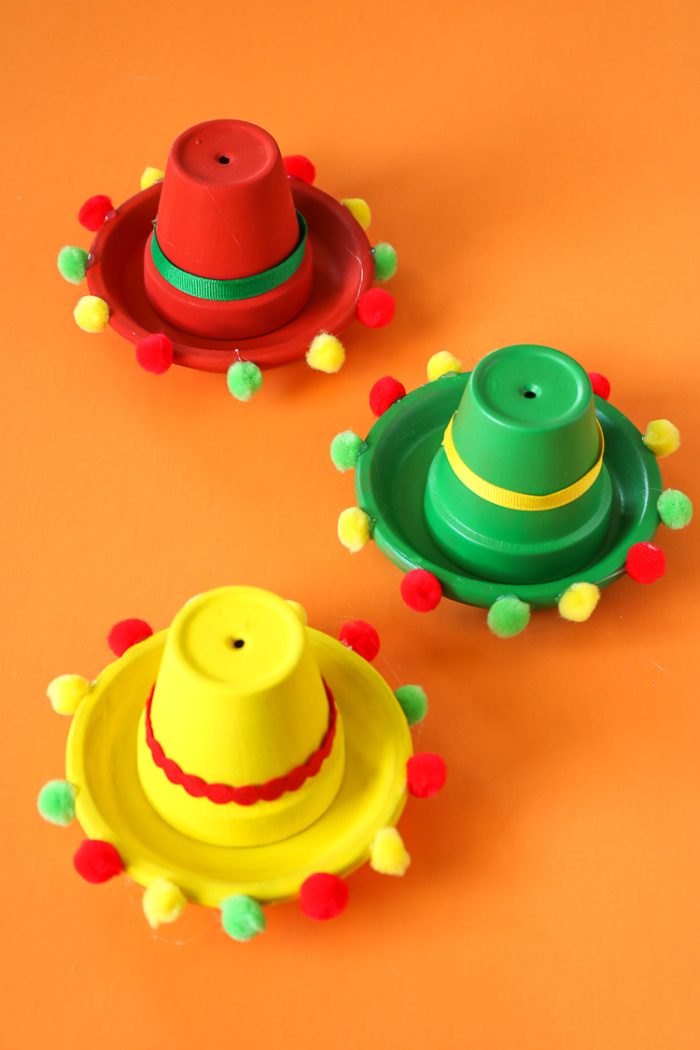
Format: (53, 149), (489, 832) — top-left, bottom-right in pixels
(38, 587), (445, 941)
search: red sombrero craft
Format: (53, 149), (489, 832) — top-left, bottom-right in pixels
(57, 120), (397, 400)
(37, 587), (445, 942)
(330, 345), (693, 636)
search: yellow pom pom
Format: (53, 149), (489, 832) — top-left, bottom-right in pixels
(558, 582), (601, 623)
(142, 878), (186, 929)
(427, 350), (463, 382)
(46, 674), (90, 715)
(643, 419), (681, 458)
(140, 166), (165, 191)
(341, 197), (372, 230)
(337, 506), (371, 552)
(370, 827), (411, 876)
(286, 600), (308, 625)
(73, 295), (109, 333)
(306, 332), (346, 374)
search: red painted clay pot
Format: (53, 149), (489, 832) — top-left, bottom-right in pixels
(143, 119), (313, 339)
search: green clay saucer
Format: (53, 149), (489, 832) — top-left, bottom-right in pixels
(354, 371), (662, 609)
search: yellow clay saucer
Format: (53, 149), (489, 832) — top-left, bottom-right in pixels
(66, 628), (412, 907)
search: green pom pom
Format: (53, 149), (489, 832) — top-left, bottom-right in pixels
(487, 596), (530, 638)
(330, 430), (363, 471)
(372, 243), (398, 282)
(394, 684), (428, 725)
(227, 361), (263, 401)
(657, 488), (693, 530)
(37, 780), (76, 826)
(57, 246), (89, 284)
(221, 894), (266, 942)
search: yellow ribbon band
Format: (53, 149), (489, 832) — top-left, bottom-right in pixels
(442, 416), (605, 512)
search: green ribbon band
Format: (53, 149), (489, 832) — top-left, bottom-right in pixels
(150, 211), (308, 302)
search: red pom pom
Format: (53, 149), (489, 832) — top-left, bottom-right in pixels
(135, 333), (174, 374)
(357, 289), (396, 329)
(588, 371), (611, 400)
(369, 376), (406, 416)
(407, 753), (447, 798)
(78, 194), (114, 232)
(626, 542), (666, 584)
(338, 619), (381, 662)
(283, 155), (316, 185)
(400, 569), (442, 612)
(73, 840), (124, 883)
(107, 618), (153, 656)
(300, 873), (349, 921)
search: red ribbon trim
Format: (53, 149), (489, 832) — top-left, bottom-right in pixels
(144, 681), (337, 806)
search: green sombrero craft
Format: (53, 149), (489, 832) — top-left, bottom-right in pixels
(56, 119), (397, 401)
(331, 344), (692, 637)
(37, 587), (445, 942)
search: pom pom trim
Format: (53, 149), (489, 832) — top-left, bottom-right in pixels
(626, 542), (666, 584)
(338, 619), (381, 662)
(140, 167), (165, 191)
(78, 195), (114, 232)
(657, 488), (693, 530)
(642, 419), (681, 458)
(369, 827), (411, 876)
(371, 243), (398, 282)
(487, 596), (531, 637)
(227, 360), (263, 401)
(37, 780), (76, 826)
(107, 618), (154, 657)
(142, 878), (186, 929)
(330, 430), (363, 472)
(283, 155), (316, 185)
(306, 333), (346, 374)
(47, 674), (90, 715)
(57, 245), (89, 285)
(73, 839), (125, 883)
(588, 371), (611, 400)
(427, 351), (463, 382)
(400, 569), (443, 612)
(286, 599), (308, 625)
(221, 894), (267, 941)
(135, 334), (174, 375)
(357, 288), (395, 329)
(558, 582), (601, 623)
(337, 507), (372, 552)
(394, 684), (428, 725)
(299, 872), (349, 920)
(407, 753), (447, 798)
(73, 295), (109, 333)
(369, 376), (406, 417)
(340, 198), (371, 230)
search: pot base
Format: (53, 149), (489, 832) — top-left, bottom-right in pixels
(424, 450), (614, 584)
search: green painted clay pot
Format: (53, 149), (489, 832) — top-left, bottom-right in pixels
(424, 345), (614, 583)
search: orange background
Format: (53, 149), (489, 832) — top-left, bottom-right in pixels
(2, 1), (700, 1047)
